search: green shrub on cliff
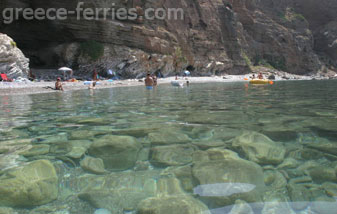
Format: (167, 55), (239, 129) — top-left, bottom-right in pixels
(242, 53), (252, 67)
(254, 56), (286, 71)
(293, 13), (306, 22)
(80, 40), (104, 61)
(10, 41), (17, 48)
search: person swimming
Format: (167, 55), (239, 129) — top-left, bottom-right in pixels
(145, 73), (154, 90)
(89, 81), (97, 90)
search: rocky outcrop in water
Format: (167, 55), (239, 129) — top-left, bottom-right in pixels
(0, 33), (29, 79)
(0, 0), (336, 77)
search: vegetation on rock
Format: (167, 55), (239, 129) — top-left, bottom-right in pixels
(80, 40), (104, 61)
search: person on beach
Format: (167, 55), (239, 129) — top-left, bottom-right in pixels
(258, 73), (264, 79)
(55, 78), (64, 91)
(93, 69), (98, 81)
(28, 69), (36, 81)
(145, 73), (154, 90)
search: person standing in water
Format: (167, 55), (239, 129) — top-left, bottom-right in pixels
(145, 73), (154, 90)
(152, 75), (158, 87)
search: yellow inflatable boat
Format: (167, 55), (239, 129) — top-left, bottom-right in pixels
(249, 79), (271, 85)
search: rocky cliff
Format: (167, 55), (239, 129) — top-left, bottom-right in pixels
(0, 33), (29, 79)
(0, 0), (336, 78)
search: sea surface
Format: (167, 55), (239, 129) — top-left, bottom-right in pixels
(0, 80), (337, 214)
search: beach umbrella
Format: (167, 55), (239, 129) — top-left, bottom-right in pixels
(58, 67), (72, 71)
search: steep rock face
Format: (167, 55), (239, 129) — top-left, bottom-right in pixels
(0, 0), (336, 77)
(0, 33), (29, 79)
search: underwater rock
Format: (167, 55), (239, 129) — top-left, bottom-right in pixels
(34, 134), (68, 144)
(287, 183), (311, 210)
(192, 151), (265, 207)
(192, 148), (241, 163)
(163, 165), (194, 192)
(49, 142), (72, 155)
(232, 131), (286, 165)
(228, 199), (254, 214)
(277, 158), (300, 169)
(66, 140), (93, 159)
(323, 182), (337, 197)
(69, 130), (96, 140)
(137, 195), (211, 214)
(80, 156), (106, 175)
(306, 142), (337, 156)
(20, 144), (50, 157)
(111, 127), (159, 138)
(0, 207), (15, 214)
(77, 118), (112, 125)
(0, 148), (10, 154)
(264, 170), (288, 190)
(150, 144), (196, 167)
(311, 196), (337, 214)
(261, 199), (296, 214)
(89, 135), (141, 171)
(148, 131), (191, 145)
(0, 160), (58, 207)
(78, 170), (160, 213)
(192, 140), (225, 150)
(309, 166), (337, 184)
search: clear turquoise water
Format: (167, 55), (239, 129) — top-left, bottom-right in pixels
(0, 80), (337, 213)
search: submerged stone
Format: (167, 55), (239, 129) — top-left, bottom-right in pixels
(192, 140), (225, 150)
(277, 158), (300, 169)
(311, 196), (337, 214)
(264, 170), (287, 190)
(34, 134), (68, 144)
(69, 130), (96, 140)
(89, 135), (141, 171)
(287, 183), (311, 210)
(112, 127), (159, 138)
(0, 207), (15, 214)
(307, 142), (337, 156)
(309, 166), (337, 184)
(20, 144), (50, 157)
(322, 182), (337, 197)
(137, 195), (211, 214)
(78, 170), (161, 213)
(192, 151), (265, 207)
(261, 199), (296, 214)
(150, 144), (196, 167)
(228, 200), (254, 214)
(232, 131), (286, 165)
(66, 140), (93, 159)
(148, 131), (191, 145)
(0, 160), (58, 207)
(80, 156), (106, 175)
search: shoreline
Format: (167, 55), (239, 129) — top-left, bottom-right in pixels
(0, 74), (333, 96)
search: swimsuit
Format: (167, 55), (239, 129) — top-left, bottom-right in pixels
(146, 86), (153, 90)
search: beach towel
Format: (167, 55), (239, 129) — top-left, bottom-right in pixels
(0, 74), (10, 82)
